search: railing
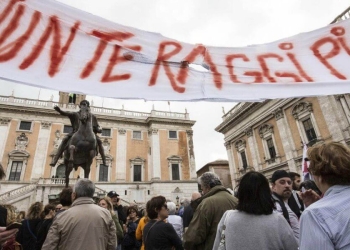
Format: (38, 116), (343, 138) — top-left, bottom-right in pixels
(222, 102), (245, 121)
(0, 95), (190, 120)
(0, 179), (40, 203)
(330, 6), (350, 24)
(38, 178), (78, 185)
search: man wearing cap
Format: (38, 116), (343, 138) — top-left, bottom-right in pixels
(271, 170), (300, 241)
(107, 191), (126, 225)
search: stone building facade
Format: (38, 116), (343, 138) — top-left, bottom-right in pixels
(197, 160), (232, 190)
(0, 93), (197, 211)
(216, 95), (350, 188)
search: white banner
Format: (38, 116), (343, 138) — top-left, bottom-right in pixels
(1, 0), (350, 101)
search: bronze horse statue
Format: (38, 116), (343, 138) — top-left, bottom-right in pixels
(64, 105), (96, 187)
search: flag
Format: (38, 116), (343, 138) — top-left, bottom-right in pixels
(301, 143), (311, 181)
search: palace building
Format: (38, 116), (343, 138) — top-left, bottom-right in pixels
(216, 95), (350, 187)
(0, 92), (197, 211)
(216, 8), (350, 188)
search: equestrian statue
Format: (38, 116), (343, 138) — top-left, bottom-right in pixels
(50, 100), (106, 187)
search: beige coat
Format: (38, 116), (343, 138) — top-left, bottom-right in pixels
(42, 197), (116, 250)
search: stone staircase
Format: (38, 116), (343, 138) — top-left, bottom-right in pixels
(0, 179), (40, 204)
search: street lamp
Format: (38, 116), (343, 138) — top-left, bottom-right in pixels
(176, 196), (179, 205)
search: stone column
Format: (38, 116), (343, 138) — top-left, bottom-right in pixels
(0, 117), (11, 161)
(272, 108), (297, 172)
(186, 130), (197, 180)
(317, 96), (344, 142)
(244, 127), (260, 169)
(225, 141), (237, 188)
(335, 95), (350, 125)
(31, 122), (52, 179)
(148, 128), (161, 180)
(116, 129), (127, 181)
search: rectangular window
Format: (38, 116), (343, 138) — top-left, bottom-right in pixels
(133, 131), (142, 140)
(9, 161), (23, 181)
(171, 163), (180, 180)
(169, 131), (177, 139)
(99, 164), (108, 182)
(303, 118), (317, 142)
(134, 165), (141, 181)
(101, 128), (111, 137)
(266, 138), (276, 159)
(240, 151), (248, 169)
(19, 121), (31, 131)
(63, 125), (73, 134)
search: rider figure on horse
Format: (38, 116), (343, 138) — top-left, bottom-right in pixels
(50, 100), (106, 167)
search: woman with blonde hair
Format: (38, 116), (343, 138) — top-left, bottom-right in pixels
(16, 202), (43, 250)
(98, 197), (123, 244)
(136, 201), (150, 250)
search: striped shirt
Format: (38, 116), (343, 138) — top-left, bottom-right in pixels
(299, 185), (350, 250)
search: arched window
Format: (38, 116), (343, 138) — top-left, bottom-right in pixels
(56, 164), (66, 178)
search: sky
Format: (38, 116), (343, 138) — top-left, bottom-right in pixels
(0, 0), (349, 170)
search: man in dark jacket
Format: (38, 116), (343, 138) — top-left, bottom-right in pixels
(183, 172), (238, 250)
(288, 172), (304, 218)
(107, 191), (126, 225)
(182, 192), (201, 231)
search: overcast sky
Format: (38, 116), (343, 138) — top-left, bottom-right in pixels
(0, 0), (349, 170)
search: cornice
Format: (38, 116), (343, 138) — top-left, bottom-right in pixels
(0, 104), (195, 127)
(221, 98), (302, 142)
(215, 101), (266, 133)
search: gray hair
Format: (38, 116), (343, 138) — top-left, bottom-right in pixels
(167, 202), (177, 215)
(182, 198), (190, 207)
(74, 179), (95, 198)
(198, 172), (221, 189)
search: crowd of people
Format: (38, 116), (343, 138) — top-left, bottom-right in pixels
(0, 141), (349, 249)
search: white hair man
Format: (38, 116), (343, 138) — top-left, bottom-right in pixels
(42, 179), (116, 250)
(183, 172), (238, 250)
(167, 201), (183, 239)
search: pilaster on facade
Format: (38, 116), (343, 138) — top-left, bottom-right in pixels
(318, 96), (346, 143)
(225, 141), (237, 188)
(272, 108), (284, 121)
(334, 95), (350, 126)
(0, 118), (11, 162)
(31, 122), (51, 179)
(148, 128), (161, 180)
(0, 117), (11, 125)
(273, 109), (297, 172)
(244, 127), (253, 137)
(41, 121), (51, 129)
(116, 128), (127, 181)
(186, 130), (196, 179)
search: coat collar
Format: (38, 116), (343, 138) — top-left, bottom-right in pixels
(71, 197), (95, 207)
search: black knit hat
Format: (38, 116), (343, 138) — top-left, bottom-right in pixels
(271, 170), (290, 183)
